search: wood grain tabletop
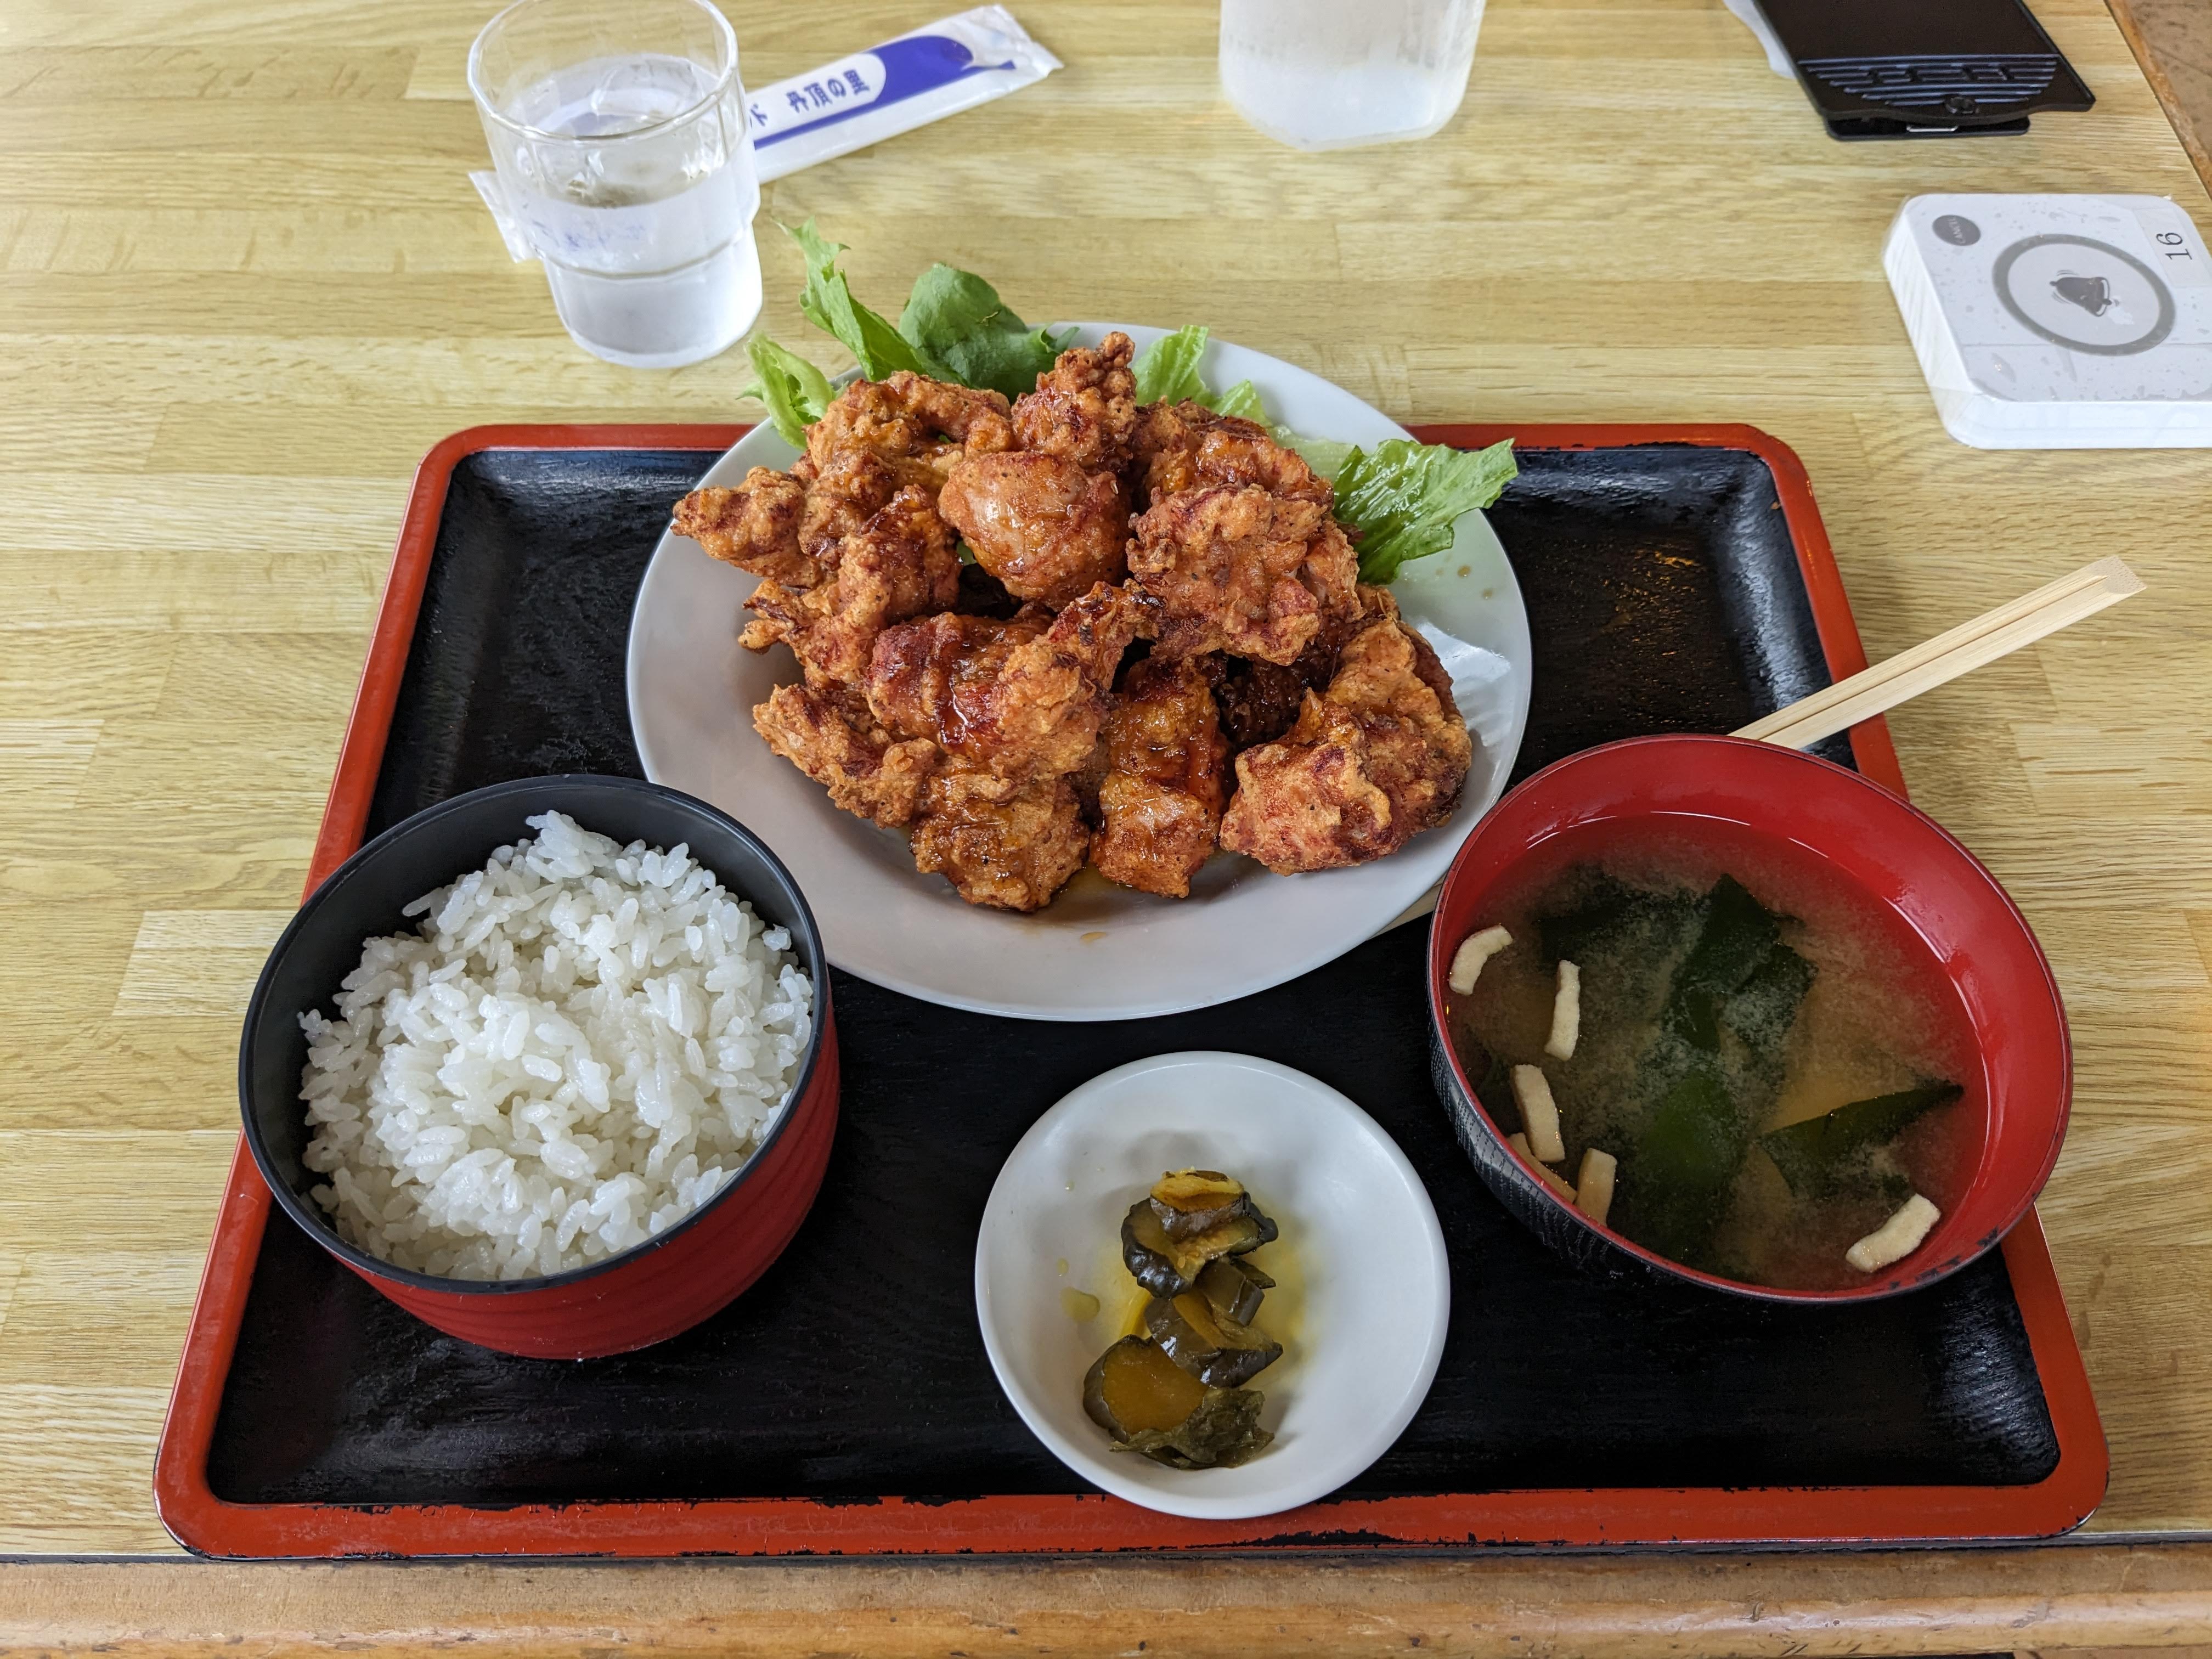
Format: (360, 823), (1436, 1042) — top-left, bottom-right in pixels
(3, 0), (2211, 1649)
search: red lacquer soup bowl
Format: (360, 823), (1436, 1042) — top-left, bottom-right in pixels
(239, 775), (838, 1358)
(1426, 735), (2070, 1304)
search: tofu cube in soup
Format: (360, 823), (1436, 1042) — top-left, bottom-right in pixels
(1509, 1064), (1567, 1163)
(1846, 1193), (1941, 1274)
(1575, 1147), (1617, 1226)
(1448, 925), (1512, 995)
(1508, 1131), (1576, 1200)
(1545, 960), (1581, 1060)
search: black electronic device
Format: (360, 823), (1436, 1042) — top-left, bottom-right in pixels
(1748, 0), (2092, 140)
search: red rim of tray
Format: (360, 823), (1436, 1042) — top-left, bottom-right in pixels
(154, 421), (2107, 1557)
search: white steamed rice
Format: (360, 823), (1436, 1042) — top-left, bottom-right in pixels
(298, 811), (814, 1281)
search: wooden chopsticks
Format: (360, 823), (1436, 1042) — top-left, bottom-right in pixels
(1391, 555), (2140, 933)
(1733, 556), (2145, 751)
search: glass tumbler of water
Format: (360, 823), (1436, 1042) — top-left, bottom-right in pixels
(469, 0), (760, 369)
(1219, 0), (1486, 151)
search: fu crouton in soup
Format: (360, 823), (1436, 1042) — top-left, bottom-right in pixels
(1443, 828), (1979, 1292)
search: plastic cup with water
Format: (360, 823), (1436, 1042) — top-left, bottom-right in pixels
(1218, 0), (1486, 151)
(469, 0), (761, 369)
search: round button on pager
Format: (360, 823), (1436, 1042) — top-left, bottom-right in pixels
(1991, 233), (2176, 356)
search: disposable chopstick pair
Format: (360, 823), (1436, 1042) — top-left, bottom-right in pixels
(1392, 555), (2141, 930)
(1733, 556), (2143, 750)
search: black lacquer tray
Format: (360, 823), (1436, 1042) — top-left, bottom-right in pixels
(154, 422), (2103, 1557)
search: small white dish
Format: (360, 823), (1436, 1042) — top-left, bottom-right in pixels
(972, 1052), (1450, 1520)
(627, 322), (1533, 1021)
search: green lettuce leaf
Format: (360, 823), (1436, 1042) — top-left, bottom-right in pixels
(751, 246), (1513, 592)
(898, 263), (1071, 400)
(1131, 328), (1274, 424)
(1274, 427), (1356, 482)
(1134, 324), (1510, 585)
(1208, 379), (1265, 422)
(1131, 324), (1211, 404)
(1331, 436), (1517, 584)
(786, 219), (938, 380)
(737, 335), (834, 449)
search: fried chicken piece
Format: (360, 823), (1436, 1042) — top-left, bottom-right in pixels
(736, 580), (822, 660)
(1201, 594), (1378, 750)
(687, 376), (1022, 592)
(1128, 484), (1360, 665)
(938, 451), (1129, 607)
(1218, 614), (1472, 873)
(910, 759), (1088, 912)
(1013, 332), (1139, 473)
(785, 373), (1017, 563)
(1091, 656), (1229, 899)
(1353, 582), (1401, 623)
(752, 683), (939, 828)
(863, 610), (1047, 751)
(804, 371), (1015, 478)
(868, 583), (1142, 782)
(1070, 734), (1110, 826)
(740, 484), (960, 691)
(1131, 402), (1334, 509)
(789, 448), (917, 566)
(1039, 579), (1149, 682)
(1207, 656), (1310, 751)
(673, 467), (822, 586)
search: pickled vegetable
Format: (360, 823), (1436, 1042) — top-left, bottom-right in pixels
(1121, 1193), (1277, 1298)
(1226, 1254), (1274, 1289)
(1081, 1336), (1273, 1469)
(1146, 1289), (1283, 1387)
(1121, 1386), (1272, 1470)
(1084, 1336), (1205, 1437)
(1087, 1166), (1283, 1469)
(1194, 1254), (1269, 1327)
(1149, 1170), (1249, 1239)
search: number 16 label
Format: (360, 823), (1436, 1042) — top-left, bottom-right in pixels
(2132, 202), (2212, 288)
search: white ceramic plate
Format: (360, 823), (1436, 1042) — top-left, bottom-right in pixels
(972, 1052), (1450, 1520)
(628, 323), (1532, 1019)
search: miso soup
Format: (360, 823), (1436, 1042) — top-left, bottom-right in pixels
(1445, 829), (1979, 1291)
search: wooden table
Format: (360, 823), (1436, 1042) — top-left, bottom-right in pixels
(4, 0), (2210, 1650)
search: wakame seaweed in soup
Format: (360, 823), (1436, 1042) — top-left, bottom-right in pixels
(1446, 844), (1977, 1291)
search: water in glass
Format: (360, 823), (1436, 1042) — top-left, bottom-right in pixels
(472, 0), (761, 369)
(1219, 0), (1485, 151)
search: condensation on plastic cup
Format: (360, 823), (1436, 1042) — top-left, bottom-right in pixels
(468, 0), (763, 369)
(1218, 0), (1486, 152)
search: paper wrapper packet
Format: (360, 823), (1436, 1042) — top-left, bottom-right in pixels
(473, 7), (1060, 261)
(748, 5), (1060, 180)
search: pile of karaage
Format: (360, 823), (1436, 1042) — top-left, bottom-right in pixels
(672, 333), (1474, 912)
